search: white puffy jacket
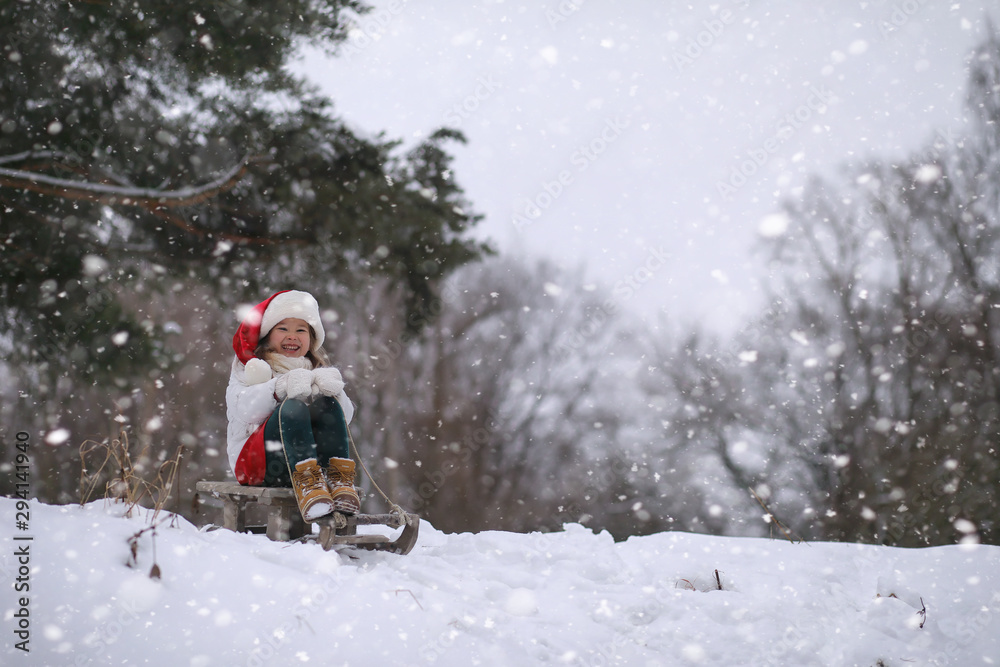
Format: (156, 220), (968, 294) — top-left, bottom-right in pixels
(225, 357), (354, 477)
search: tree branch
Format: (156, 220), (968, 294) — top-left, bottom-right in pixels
(0, 154), (304, 246)
(0, 154), (262, 209)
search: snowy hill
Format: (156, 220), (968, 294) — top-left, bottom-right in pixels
(2, 499), (998, 666)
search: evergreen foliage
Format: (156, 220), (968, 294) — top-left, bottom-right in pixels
(0, 0), (487, 390)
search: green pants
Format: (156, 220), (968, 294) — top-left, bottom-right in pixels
(262, 396), (351, 487)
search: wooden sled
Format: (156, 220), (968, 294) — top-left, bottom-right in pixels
(196, 480), (419, 555)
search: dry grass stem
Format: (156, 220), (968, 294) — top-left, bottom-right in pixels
(79, 428), (184, 520)
(749, 486), (804, 544)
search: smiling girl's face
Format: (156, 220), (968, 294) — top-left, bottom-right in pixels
(266, 318), (311, 358)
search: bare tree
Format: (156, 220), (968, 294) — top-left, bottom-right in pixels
(737, 31), (1000, 546)
(315, 257), (701, 536)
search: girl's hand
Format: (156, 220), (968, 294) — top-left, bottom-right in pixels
(312, 367), (345, 397)
(275, 368), (314, 401)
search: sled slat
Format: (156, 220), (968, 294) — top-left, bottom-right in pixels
(325, 534), (391, 546)
(197, 480), (306, 541)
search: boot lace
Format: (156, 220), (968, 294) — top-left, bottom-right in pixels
(326, 463), (355, 488)
(293, 465), (326, 494)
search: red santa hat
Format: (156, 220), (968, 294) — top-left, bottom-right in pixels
(232, 290), (326, 364)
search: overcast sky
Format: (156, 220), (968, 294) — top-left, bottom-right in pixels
(296, 0), (998, 332)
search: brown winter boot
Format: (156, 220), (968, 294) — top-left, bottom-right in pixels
(325, 457), (361, 515)
(290, 458), (334, 522)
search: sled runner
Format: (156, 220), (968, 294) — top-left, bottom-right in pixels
(313, 509), (419, 555)
(196, 480), (419, 555)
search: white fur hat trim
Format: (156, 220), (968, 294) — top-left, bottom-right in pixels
(259, 290), (325, 346)
(244, 357), (273, 385)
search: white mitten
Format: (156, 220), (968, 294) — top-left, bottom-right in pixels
(312, 367), (345, 398)
(274, 368), (314, 401)
(244, 358), (272, 386)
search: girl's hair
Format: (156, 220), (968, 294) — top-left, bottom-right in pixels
(254, 325), (330, 368)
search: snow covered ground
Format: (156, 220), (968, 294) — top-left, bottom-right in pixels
(2, 498), (998, 666)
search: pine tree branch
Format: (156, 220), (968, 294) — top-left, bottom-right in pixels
(0, 149), (141, 191)
(0, 150), (83, 167)
(0, 154), (304, 246)
(143, 205), (301, 246)
(0, 154), (262, 209)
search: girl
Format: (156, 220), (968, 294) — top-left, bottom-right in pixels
(226, 290), (360, 521)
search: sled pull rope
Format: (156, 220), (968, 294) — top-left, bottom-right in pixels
(346, 418), (405, 519)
